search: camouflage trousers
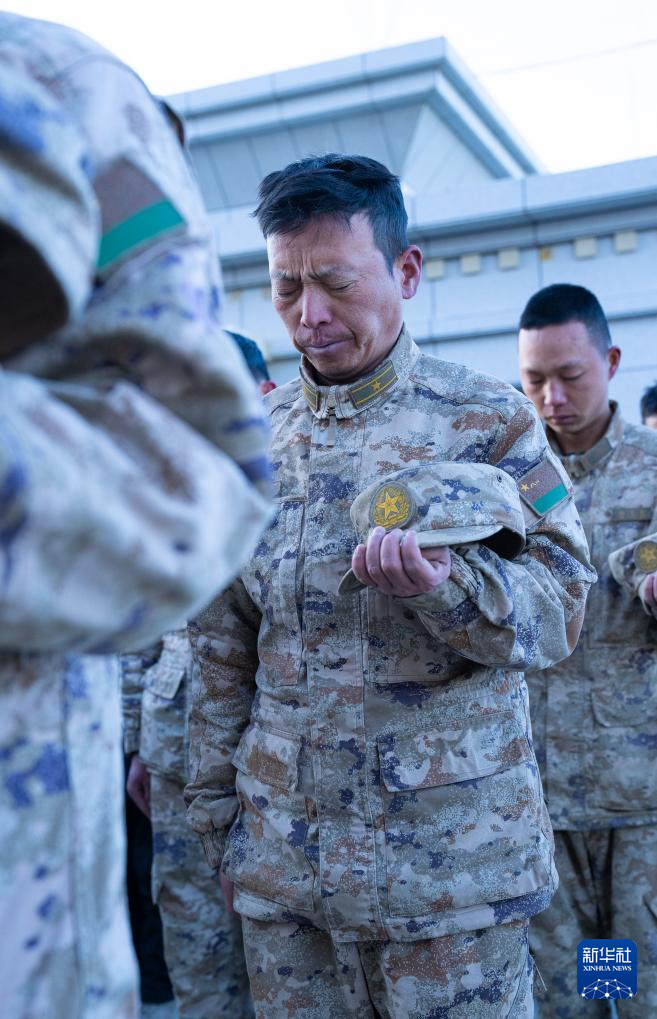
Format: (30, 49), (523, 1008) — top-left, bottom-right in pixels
(241, 915), (533, 1018)
(149, 773), (252, 1018)
(531, 826), (657, 1017)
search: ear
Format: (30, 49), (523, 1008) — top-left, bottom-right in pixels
(607, 345), (621, 381)
(397, 245), (422, 300)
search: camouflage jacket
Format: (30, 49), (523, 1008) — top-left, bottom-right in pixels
(527, 405), (657, 830)
(122, 630), (192, 785)
(0, 16), (272, 653)
(186, 327), (595, 943)
(0, 14), (270, 1018)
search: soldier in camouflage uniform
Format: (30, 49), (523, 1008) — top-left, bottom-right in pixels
(123, 633), (252, 1018)
(0, 14), (271, 1019)
(186, 155), (595, 1018)
(518, 283), (657, 1017)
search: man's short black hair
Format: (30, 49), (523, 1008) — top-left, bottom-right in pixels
(254, 153), (408, 270)
(519, 283), (612, 354)
(640, 381), (657, 422)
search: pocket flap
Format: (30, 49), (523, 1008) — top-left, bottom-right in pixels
(592, 681), (657, 727)
(233, 724), (301, 791)
(143, 632), (190, 699)
(378, 713), (530, 792)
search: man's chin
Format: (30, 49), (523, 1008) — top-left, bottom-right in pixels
(305, 348), (359, 383)
(546, 416), (579, 432)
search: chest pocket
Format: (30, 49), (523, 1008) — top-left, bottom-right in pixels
(140, 632), (190, 778)
(366, 590), (462, 683)
(144, 632), (190, 698)
(589, 513), (657, 647)
(590, 675), (657, 812)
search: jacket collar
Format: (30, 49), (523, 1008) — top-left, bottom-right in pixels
(549, 402), (624, 480)
(299, 325), (420, 419)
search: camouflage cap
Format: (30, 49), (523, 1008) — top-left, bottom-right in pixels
(338, 462), (526, 595)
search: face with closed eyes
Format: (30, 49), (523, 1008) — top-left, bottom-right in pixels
(518, 319), (621, 453)
(267, 212), (422, 384)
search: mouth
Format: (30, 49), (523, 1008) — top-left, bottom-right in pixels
(546, 414), (576, 425)
(303, 338), (349, 354)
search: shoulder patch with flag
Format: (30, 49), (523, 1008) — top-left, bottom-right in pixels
(94, 158), (185, 276)
(517, 458), (570, 517)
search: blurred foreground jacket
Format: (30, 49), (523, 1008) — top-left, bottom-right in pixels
(0, 12), (271, 1019)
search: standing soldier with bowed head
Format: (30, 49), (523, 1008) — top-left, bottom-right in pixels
(186, 154), (595, 1019)
(518, 284), (657, 1018)
(0, 12), (271, 1019)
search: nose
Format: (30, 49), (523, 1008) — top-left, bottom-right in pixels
(544, 379), (567, 407)
(300, 287), (331, 330)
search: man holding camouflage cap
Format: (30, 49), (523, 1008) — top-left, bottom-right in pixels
(338, 461), (526, 594)
(186, 154), (595, 1018)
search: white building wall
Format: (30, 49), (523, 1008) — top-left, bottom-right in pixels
(185, 40), (657, 424)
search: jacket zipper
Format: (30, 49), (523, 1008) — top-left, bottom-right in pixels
(325, 393), (337, 447)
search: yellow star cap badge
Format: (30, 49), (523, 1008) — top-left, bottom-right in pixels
(635, 539), (657, 575)
(370, 483), (414, 529)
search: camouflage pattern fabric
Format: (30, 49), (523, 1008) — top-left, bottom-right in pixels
(186, 326), (594, 953)
(242, 915), (534, 1018)
(526, 405), (657, 1016)
(151, 774), (252, 1018)
(125, 631), (192, 783)
(526, 405), (657, 830)
(122, 634), (253, 1017)
(531, 825), (657, 1017)
(0, 13), (271, 1019)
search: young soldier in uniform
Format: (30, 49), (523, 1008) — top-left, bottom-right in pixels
(186, 155), (595, 1018)
(518, 283), (657, 1017)
(0, 13), (271, 1019)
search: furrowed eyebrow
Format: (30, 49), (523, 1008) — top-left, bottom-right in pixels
(270, 266), (353, 282)
(308, 266), (352, 281)
(270, 270), (298, 282)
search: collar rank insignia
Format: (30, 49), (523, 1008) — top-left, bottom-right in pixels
(349, 361), (398, 408)
(634, 539), (657, 575)
(370, 483), (414, 529)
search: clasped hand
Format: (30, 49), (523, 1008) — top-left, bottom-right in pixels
(351, 527), (450, 598)
(642, 571), (657, 619)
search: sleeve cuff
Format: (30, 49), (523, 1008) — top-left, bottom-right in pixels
(400, 550), (478, 614)
(199, 829), (228, 871)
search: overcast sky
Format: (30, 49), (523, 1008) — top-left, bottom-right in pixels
(6, 0), (657, 174)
